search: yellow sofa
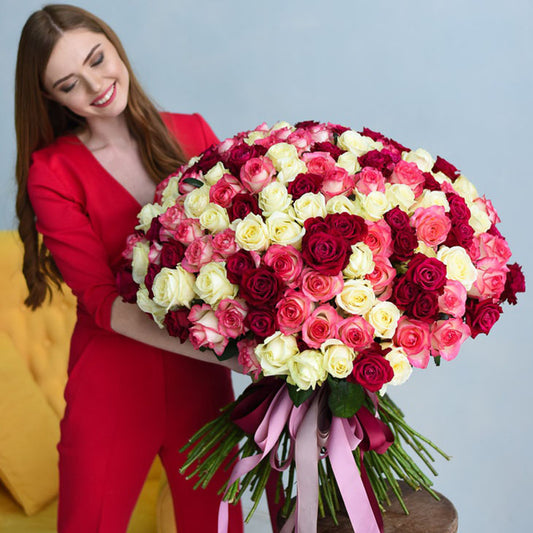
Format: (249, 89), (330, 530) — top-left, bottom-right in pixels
(0, 230), (176, 533)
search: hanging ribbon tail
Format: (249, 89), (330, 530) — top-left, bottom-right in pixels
(328, 417), (382, 533)
(359, 449), (385, 533)
(265, 469), (285, 533)
(357, 406), (394, 454)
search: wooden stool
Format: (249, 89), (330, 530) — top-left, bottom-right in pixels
(279, 481), (458, 532)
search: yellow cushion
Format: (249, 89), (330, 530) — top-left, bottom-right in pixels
(157, 480), (176, 533)
(0, 333), (60, 515)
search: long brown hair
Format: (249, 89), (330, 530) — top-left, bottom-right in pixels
(15, 4), (187, 309)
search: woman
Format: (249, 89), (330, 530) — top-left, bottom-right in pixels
(14, 5), (243, 533)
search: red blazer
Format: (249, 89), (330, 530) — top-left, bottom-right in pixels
(28, 112), (218, 335)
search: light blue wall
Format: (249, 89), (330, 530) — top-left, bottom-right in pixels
(2, 1), (532, 532)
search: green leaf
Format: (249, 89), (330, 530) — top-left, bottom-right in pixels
(327, 376), (365, 418)
(217, 338), (239, 361)
(433, 355), (441, 367)
(287, 383), (314, 406)
(182, 177), (204, 188)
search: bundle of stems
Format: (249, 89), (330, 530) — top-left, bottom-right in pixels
(180, 394), (450, 525)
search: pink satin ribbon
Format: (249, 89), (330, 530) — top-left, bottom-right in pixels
(218, 382), (392, 533)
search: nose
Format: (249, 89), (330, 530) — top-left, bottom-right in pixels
(84, 71), (104, 95)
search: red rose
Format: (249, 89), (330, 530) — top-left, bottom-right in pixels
(445, 222), (474, 249)
(446, 193), (471, 223)
(310, 141), (344, 160)
(287, 172), (323, 200)
(245, 307), (277, 339)
(432, 155), (460, 181)
(228, 193), (261, 222)
(226, 250), (257, 284)
(325, 213), (368, 244)
(301, 230), (350, 276)
(239, 266), (284, 306)
(384, 207), (410, 232)
(225, 144), (266, 175)
(407, 255), (447, 292)
(304, 218), (331, 236)
(144, 263), (162, 298)
(329, 123), (350, 135)
(349, 353), (394, 392)
(465, 299), (503, 338)
(358, 149), (398, 177)
(164, 309), (191, 343)
(160, 241), (186, 268)
(116, 267), (137, 303)
(423, 172), (442, 191)
(500, 263), (526, 305)
(192, 145), (222, 173)
(408, 291), (440, 322)
(392, 276), (420, 308)
(359, 127), (386, 142)
(146, 217), (162, 242)
(391, 228), (418, 262)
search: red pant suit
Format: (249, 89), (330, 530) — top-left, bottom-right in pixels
(27, 113), (244, 533)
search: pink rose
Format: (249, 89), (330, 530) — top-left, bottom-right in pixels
(477, 233), (512, 265)
(468, 257), (508, 300)
(159, 204), (186, 231)
(301, 304), (341, 348)
(263, 245), (304, 288)
(276, 289), (315, 335)
(365, 257), (397, 300)
(321, 167), (355, 199)
(305, 123), (330, 143)
(212, 228), (239, 257)
(287, 129), (313, 151)
(301, 152), (336, 176)
(216, 136), (239, 156)
(336, 316), (375, 350)
(209, 174), (244, 208)
(188, 304), (228, 355)
(354, 167), (386, 195)
(364, 220), (393, 257)
(390, 160), (425, 197)
(430, 318), (471, 361)
(237, 338), (261, 380)
(154, 173), (177, 203)
(474, 195), (500, 225)
(393, 316), (431, 368)
(178, 169), (204, 194)
(411, 205), (452, 248)
(175, 218), (204, 245)
(438, 280), (467, 318)
(239, 156), (276, 194)
(122, 233), (146, 261)
(300, 267), (344, 303)
(181, 235), (215, 273)
(215, 298), (248, 338)
(148, 242), (162, 264)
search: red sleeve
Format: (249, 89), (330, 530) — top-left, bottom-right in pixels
(27, 156), (118, 332)
(161, 112), (220, 158)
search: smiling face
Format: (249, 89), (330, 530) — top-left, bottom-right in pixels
(42, 29), (129, 120)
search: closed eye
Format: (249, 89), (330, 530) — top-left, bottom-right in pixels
(61, 81), (77, 93)
(91, 52), (104, 67)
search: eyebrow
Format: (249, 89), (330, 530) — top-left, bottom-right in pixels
(52, 43), (102, 88)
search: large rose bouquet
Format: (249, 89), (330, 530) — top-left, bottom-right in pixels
(119, 120), (525, 532)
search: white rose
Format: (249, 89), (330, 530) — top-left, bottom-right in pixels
(136, 286), (166, 328)
(292, 192), (327, 223)
(135, 203), (165, 232)
(199, 203), (230, 233)
(194, 262), (237, 309)
(258, 182), (292, 216)
(255, 332), (299, 376)
(326, 195), (360, 215)
(131, 240), (150, 284)
(414, 241), (438, 258)
(287, 349), (327, 390)
(343, 242), (375, 279)
(152, 266), (196, 310)
(385, 183), (416, 213)
(204, 162), (229, 186)
(184, 185), (211, 219)
(321, 339), (356, 379)
(468, 202), (491, 235)
(452, 175), (478, 203)
(437, 246), (478, 290)
(365, 301), (401, 339)
(270, 121), (293, 131)
(384, 345), (413, 387)
(336, 279), (377, 316)
(357, 191), (391, 221)
(277, 159), (308, 185)
(266, 211), (305, 247)
(265, 142), (299, 171)
(337, 130), (382, 156)
(336, 152), (361, 175)
(412, 190), (450, 213)
(432, 171), (453, 187)
(161, 176), (181, 209)
(234, 213), (270, 251)
(402, 148), (434, 172)
(244, 130), (268, 145)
